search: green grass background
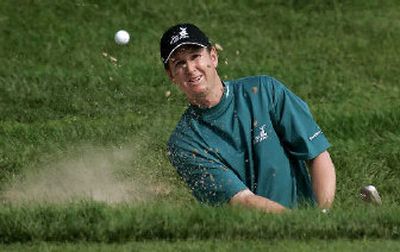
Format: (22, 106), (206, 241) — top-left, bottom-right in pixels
(0, 0), (399, 250)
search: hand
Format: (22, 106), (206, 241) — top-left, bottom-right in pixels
(229, 189), (287, 214)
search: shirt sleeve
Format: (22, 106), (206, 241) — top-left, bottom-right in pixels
(268, 78), (331, 160)
(167, 145), (247, 205)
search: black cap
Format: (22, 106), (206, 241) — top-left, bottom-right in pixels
(160, 23), (210, 65)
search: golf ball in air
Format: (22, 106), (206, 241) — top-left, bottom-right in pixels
(114, 30), (130, 45)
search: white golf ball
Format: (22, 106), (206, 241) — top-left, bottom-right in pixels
(114, 30), (130, 45)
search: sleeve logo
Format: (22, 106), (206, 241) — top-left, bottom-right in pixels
(308, 130), (322, 141)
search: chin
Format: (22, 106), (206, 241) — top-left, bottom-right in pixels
(191, 85), (209, 94)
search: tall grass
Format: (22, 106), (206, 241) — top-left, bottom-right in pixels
(0, 201), (399, 243)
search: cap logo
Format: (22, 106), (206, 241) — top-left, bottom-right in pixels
(170, 27), (189, 44)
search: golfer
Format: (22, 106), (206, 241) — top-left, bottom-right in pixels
(160, 23), (336, 213)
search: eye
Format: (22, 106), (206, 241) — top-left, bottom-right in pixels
(191, 54), (201, 60)
(174, 61), (184, 68)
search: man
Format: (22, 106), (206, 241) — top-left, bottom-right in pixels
(160, 23), (336, 213)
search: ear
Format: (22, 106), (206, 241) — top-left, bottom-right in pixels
(165, 68), (175, 83)
(209, 47), (219, 68)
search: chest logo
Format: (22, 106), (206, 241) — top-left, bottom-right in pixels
(254, 124), (268, 144)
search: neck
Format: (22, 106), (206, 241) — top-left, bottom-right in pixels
(190, 77), (224, 109)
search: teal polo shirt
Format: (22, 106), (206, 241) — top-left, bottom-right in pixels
(167, 75), (330, 208)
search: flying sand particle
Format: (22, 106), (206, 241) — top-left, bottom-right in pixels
(215, 43), (224, 51)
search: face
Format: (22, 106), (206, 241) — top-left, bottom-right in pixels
(166, 46), (220, 105)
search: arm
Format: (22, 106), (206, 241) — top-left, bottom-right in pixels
(229, 189), (287, 213)
(308, 150), (336, 209)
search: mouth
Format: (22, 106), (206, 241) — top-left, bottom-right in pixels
(187, 75), (203, 85)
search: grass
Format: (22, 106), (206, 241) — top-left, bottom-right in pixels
(2, 240), (400, 252)
(0, 202), (399, 243)
(0, 0), (399, 250)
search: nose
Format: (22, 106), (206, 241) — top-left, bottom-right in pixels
(184, 60), (196, 74)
